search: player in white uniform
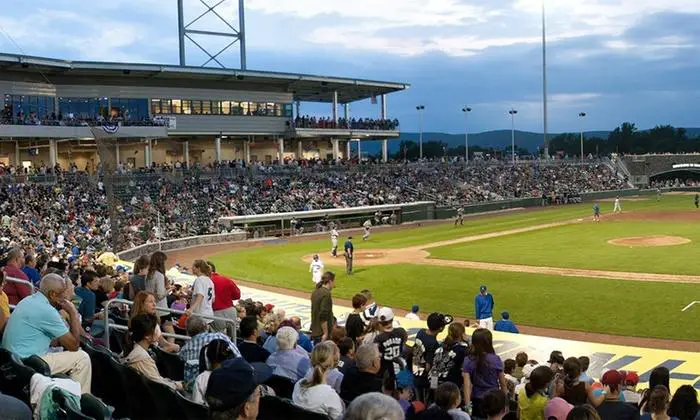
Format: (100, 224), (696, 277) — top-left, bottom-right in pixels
(309, 254), (324, 284)
(330, 227), (339, 257)
(455, 207), (464, 226)
(613, 196), (622, 213)
(362, 219), (372, 241)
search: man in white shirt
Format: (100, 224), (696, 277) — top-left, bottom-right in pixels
(187, 260), (215, 320)
(309, 254), (324, 284)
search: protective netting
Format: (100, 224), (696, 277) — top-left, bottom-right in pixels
(89, 126), (124, 251)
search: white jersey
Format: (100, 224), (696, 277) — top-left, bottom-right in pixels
(309, 259), (324, 283)
(330, 229), (339, 240)
(363, 220), (372, 229)
(192, 275), (215, 318)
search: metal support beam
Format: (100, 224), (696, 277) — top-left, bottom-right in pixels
(177, 0), (247, 69)
(183, 140), (190, 166)
(357, 139), (362, 161)
(277, 137), (284, 164)
(215, 136), (222, 162)
(14, 140), (20, 165)
(244, 138), (251, 162)
(49, 139), (57, 167)
(381, 95), (387, 119)
(346, 140), (351, 160)
(382, 139), (388, 163)
(332, 139), (339, 160)
(344, 103), (349, 121)
(332, 91), (338, 124)
(145, 139), (152, 168)
(297, 139), (303, 159)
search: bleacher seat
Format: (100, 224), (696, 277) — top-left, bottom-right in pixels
(79, 394), (112, 420)
(264, 374), (296, 399)
(152, 346), (185, 381)
(257, 395), (332, 420)
(22, 355), (51, 376)
(53, 388), (92, 420)
(0, 349), (36, 406)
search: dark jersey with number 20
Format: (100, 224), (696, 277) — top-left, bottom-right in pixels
(374, 329), (405, 377)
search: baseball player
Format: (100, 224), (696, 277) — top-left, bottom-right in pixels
(695, 194), (699, 209)
(593, 202), (601, 222)
(613, 196), (622, 213)
(454, 207), (464, 226)
(330, 226), (340, 257)
(656, 188), (662, 201)
(309, 254), (324, 284)
(362, 219), (372, 241)
(475, 285), (495, 331)
(344, 236), (354, 275)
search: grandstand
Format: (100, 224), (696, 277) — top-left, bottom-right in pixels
(0, 52), (408, 170)
(622, 153), (700, 186)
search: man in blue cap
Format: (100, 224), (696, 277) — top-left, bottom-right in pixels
(206, 357), (273, 420)
(474, 285), (495, 331)
(494, 311), (519, 334)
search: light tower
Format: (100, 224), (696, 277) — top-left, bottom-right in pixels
(177, 0), (247, 69)
(462, 107), (472, 163)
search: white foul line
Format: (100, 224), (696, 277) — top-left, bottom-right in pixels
(681, 301), (699, 312)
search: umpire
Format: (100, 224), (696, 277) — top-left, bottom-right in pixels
(344, 236), (354, 275)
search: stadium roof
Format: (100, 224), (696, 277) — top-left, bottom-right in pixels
(0, 53), (409, 104)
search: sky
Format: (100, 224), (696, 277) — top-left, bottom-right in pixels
(1, 0), (699, 134)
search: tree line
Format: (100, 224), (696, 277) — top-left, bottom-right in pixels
(389, 123), (700, 160)
(549, 123), (700, 156)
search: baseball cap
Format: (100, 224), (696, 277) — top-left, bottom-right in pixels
(544, 397), (573, 420)
(548, 351), (565, 365)
(427, 313), (454, 331)
(206, 358), (272, 411)
(624, 371), (640, 386)
(411, 305), (419, 313)
(522, 363), (538, 380)
(264, 304), (275, 312)
(480, 285), (487, 293)
(501, 311), (510, 320)
(601, 369), (624, 386)
(377, 307), (394, 322)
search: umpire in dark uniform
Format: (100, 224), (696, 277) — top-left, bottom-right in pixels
(344, 236), (354, 275)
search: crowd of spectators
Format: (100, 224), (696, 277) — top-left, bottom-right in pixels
(0, 160), (627, 255)
(1, 104), (163, 127)
(3, 257), (697, 419)
(294, 115), (399, 130)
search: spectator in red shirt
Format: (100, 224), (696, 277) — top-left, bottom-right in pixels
(3, 248), (32, 305)
(208, 261), (240, 335)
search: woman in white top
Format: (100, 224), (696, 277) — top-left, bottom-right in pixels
(292, 341), (345, 420)
(145, 251), (178, 343)
(186, 259), (215, 319)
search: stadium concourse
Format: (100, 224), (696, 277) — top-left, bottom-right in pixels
(1, 160), (699, 420)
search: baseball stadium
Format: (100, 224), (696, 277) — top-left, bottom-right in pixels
(1, 1), (699, 419)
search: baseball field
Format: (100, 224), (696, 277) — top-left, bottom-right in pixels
(210, 193), (700, 343)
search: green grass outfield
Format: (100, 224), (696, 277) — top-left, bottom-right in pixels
(210, 195), (700, 341)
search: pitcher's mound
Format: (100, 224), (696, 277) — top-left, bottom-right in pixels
(607, 235), (691, 247)
(302, 249), (429, 266)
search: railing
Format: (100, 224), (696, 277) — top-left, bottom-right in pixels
(103, 298), (237, 350)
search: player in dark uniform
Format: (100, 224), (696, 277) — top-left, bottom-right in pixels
(373, 307), (405, 386)
(695, 194), (699, 209)
(593, 202), (601, 222)
(344, 236), (354, 274)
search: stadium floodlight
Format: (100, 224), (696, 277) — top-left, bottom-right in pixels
(509, 109), (518, 164)
(542, 0), (549, 160)
(462, 107), (472, 164)
(416, 105), (425, 159)
(579, 112), (587, 163)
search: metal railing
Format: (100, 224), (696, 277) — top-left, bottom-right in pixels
(103, 298), (237, 350)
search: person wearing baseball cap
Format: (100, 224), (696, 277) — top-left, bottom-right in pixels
(548, 351), (565, 372)
(474, 285), (495, 330)
(373, 307), (405, 381)
(206, 357), (273, 419)
(494, 311), (519, 334)
(595, 369), (639, 420)
(413, 313), (453, 399)
(544, 397), (574, 420)
(620, 371), (641, 404)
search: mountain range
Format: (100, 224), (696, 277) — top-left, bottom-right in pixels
(360, 128), (700, 155)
